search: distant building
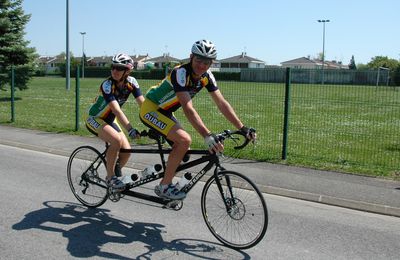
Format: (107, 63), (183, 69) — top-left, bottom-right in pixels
(281, 56), (348, 69)
(36, 55), (66, 73)
(145, 53), (181, 69)
(36, 52), (270, 73)
(36, 56), (57, 73)
(131, 54), (151, 70)
(87, 56), (112, 67)
(219, 52), (265, 71)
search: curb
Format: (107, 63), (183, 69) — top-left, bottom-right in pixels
(258, 184), (400, 218)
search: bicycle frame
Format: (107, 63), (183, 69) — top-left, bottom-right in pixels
(117, 134), (227, 203)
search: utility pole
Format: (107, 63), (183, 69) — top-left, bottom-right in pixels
(318, 19), (330, 85)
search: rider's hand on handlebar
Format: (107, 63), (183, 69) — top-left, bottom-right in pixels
(204, 133), (224, 154)
(240, 126), (257, 143)
(128, 128), (140, 139)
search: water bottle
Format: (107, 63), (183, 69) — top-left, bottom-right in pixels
(122, 173), (139, 184)
(176, 172), (192, 191)
(140, 164), (162, 179)
(128, 172), (140, 182)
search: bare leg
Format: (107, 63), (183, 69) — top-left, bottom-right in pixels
(160, 126), (191, 185)
(98, 125), (130, 179)
(116, 133), (131, 168)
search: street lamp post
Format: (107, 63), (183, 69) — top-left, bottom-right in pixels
(80, 32), (86, 79)
(318, 19), (330, 85)
(66, 0), (70, 90)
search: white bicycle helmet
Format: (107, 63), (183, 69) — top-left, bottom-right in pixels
(112, 53), (134, 69)
(191, 39), (217, 59)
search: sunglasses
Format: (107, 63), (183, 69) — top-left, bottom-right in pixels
(193, 56), (213, 66)
(111, 65), (127, 72)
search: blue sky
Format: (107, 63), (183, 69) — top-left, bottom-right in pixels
(22, 0), (399, 65)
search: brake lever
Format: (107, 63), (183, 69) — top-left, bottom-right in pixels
(234, 138), (250, 150)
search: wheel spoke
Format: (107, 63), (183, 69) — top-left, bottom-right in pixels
(201, 171), (268, 249)
(67, 146), (108, 208)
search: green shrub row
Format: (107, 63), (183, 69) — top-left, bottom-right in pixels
(55, 66), (241, 81)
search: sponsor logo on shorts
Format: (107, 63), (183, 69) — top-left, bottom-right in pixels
(144, 112), (167, 130)
(87, 117), (101, 129)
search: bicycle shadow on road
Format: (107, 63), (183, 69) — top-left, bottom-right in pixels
(12, 201), (250, 259)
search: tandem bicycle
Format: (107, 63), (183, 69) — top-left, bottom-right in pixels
(67, 129), (268, 249)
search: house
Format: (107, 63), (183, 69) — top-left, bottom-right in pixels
(281, 57), (349, 69)
(324, 60), (349, 69)
(219, 52), (265, 71)
(35, 55), (67, 73)
(145, 53), (181, 69)
(83, 54), (150, 69)
(87, 56), (113, 67)
(131, 54), (151, 70)
(36, 56), (57, 73)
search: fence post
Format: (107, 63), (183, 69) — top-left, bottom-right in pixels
(11, 66), (15, 122)
(75, 65), (80, 131)
(282, 67), (291, 160)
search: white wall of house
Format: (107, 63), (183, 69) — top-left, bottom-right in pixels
(249, 62), (266, 69)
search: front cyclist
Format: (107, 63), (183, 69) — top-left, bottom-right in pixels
(85, 53), (144, 191)
(140, 39), (256, 200)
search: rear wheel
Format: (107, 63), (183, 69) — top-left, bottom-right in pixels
(201, 170), (268, 249)
(67, 146), (108, 208)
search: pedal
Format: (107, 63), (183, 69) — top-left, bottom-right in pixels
(108, 188), (123, 202)
(164, 200), (183, 211)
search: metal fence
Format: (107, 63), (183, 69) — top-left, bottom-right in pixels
(241, 68), (395, 86)
(195, 68), (399, 176)
(1, 68), (399, 176)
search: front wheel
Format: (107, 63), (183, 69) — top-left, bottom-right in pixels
(67, 146), (108, 208)
(201, 170), (268, 249)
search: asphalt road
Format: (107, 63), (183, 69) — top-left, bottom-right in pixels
(1, 144), (399, 259)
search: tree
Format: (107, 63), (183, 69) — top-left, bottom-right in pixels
(348, 55), (357, 70)
(367, 56), (399, 71)
(0, 0), (37, 90)
(57, 51), (80, 77)
(367, 56), (400, 86)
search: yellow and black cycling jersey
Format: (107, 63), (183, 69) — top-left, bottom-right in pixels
(145, 62), (218, 112)
(87, 76), (142, 124)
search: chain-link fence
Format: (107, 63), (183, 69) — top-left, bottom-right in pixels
(1, 68), (399, 177)
(190, 68), (400, 176)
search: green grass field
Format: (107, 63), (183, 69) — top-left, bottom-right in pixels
(0, 77), (399, 178)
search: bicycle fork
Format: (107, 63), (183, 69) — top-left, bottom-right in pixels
(213, 166), (236, 214)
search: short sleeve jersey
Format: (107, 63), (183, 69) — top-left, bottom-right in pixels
(145, 63), (218, 112)
(88, 76), (142, 122)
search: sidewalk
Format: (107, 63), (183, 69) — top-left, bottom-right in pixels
(1, 125), (399, 217)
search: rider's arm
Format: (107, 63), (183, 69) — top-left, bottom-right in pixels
(128, 76), (144, 107)
(135, 95), (145, 107)
(108, 100), (134, 132)
(176, 91), (211, 138)
(210, 89), (244, 130)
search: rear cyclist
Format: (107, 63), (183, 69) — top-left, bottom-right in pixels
(85, 53), (144, 191)
(140, 39), (256, 200)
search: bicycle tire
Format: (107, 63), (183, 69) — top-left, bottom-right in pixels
(67, 146), (108, 208)
(201, 170), (268, 249)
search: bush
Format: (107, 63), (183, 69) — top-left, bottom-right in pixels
(212, 71), (240, 81)
(58, 66), (241, 81)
